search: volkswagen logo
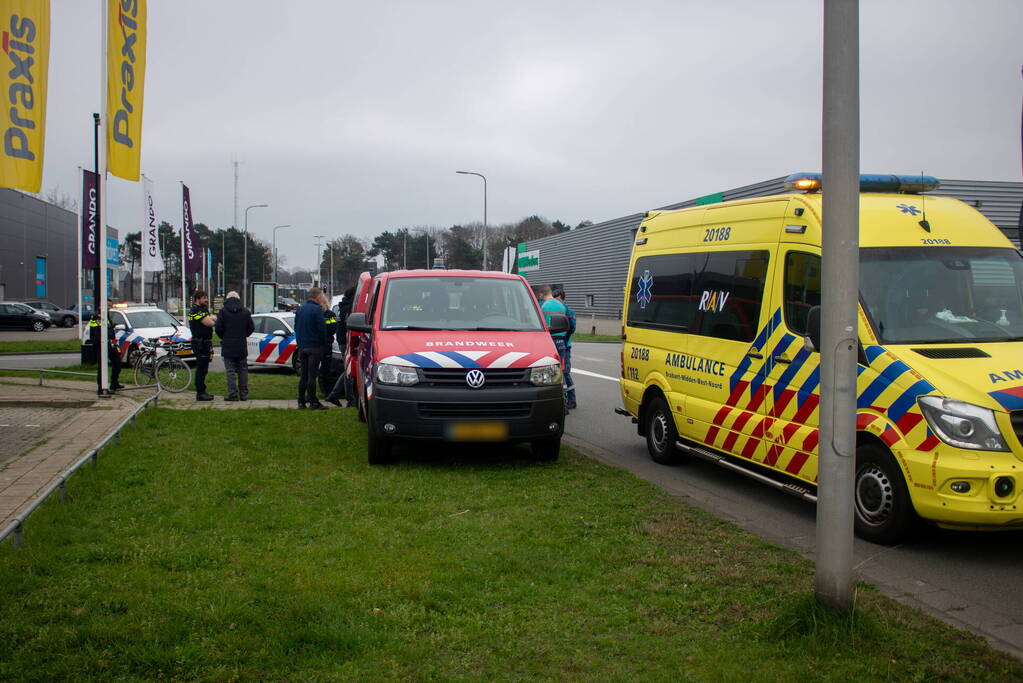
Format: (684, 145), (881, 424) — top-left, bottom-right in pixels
(465, 369), (485, 389)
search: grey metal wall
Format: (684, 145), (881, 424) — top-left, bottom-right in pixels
(0, 188), (78, 304)
(522, 175), (1023, 319)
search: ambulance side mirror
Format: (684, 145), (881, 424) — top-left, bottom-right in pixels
(547, 313), (569, 335)
(804, 306), (821, 353)
(347, 312), (371, 333)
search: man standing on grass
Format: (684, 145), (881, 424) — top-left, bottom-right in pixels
(188, 290), (217, 401)
(295, 286), (328, 410)
(215, 291), (254, 402)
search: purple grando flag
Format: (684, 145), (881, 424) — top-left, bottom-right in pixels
(82, 169), (98, 270)
(182, 184), (201, 274)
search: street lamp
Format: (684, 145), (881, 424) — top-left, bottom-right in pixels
(456, 171), (487, 269)
(314, 234), (326, 289)
(272, 224), (291, 284)
(243, 203), (268, 307)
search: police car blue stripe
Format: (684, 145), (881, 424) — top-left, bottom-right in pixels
(258, 333), (275, 353)
(437, 351), (482, 368)
(887, 379), (936, 422)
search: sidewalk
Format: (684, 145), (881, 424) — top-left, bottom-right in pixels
(0, 378), (146, 533)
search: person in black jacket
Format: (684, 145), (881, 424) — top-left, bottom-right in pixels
(214, 291), (254, 401)
(294, 287), (328, 409)
(325, 286), (356, 407)
(88, 302), (123, 394)
(318, 291), (339, 398)
(188, 290), (217, 401)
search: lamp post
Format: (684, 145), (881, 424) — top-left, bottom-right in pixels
(272, 224), (291, 284)
(314, 234), (326, 289)
(243, 203), (268, 307)
(456, 171), (487, 269)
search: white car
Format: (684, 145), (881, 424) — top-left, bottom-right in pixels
(106, 305), (193, 362)
(248, 312), (299, 369)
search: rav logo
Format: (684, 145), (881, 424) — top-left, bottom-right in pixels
(3, 14), (38, 161)
(698, 289), (730, 313)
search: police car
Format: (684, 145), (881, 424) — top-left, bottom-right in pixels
(247, 311), (344, 372)
(105, 304), (193, 362)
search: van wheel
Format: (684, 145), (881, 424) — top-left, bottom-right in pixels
(531, 437), (560, 461)
(367, 424), (394, 465)
(854, 443), (920, 544)
(645, 396), (684, 465)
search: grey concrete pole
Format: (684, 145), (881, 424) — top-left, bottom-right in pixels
(272, 224), (291, 283)
(456, 171), (487, 269)
(243, 204), (268, 307)
(817, 0), (860, 610)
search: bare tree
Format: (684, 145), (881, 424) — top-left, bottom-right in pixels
(44, 185), (78, 212)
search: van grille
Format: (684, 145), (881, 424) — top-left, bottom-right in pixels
(418, 402), (531, 419)
(419, 367), (531, 387)
(911, 347), (990, 359)
(1011, 411), (1023, 449)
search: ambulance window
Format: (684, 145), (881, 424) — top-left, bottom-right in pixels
(783, 252), (821, 335)
(626, 254), (696, 331)
(691, 250), (770, 342)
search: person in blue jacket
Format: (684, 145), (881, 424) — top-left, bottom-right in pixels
(294, 287), (328, 409)
(554, 288), (577, 410)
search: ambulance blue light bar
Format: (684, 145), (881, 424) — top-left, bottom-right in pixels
(783, 173), (940, 194)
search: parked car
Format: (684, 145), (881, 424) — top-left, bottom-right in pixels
(70, 302), (95, 321)
(106, 304), (193, 363)
(246, 311), (343, 375)
(278, 297), (300, 312)
(24, 300), (78, 328)
(0, 302), (51, 331)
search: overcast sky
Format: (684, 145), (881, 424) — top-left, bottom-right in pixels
(38, 0), (1023, 272)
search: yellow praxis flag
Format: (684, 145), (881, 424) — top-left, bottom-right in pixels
(107, 0), (146, 181)
(0, 1), (49, 193)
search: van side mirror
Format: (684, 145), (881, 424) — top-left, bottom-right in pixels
(805, 305), (821, 353)
(547, 313), (569, 335)
(346, 312), (371, 333)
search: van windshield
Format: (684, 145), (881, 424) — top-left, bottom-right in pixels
(860, 247), (1023, 344)
(380, 277), (545, 331)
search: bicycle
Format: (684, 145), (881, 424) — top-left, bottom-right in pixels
(133, 337), (193, 393)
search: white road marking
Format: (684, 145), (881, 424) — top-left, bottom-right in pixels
(25, 424), (40, 427)
(573, 355), (605, 362)
(572, 368), (620, 383)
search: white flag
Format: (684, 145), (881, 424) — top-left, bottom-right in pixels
(142, 176), (164, 272)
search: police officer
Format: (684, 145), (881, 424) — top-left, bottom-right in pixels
(89, 302), (123, 394)
(188, 290), (216, 401)
(318, 292), (339, 399)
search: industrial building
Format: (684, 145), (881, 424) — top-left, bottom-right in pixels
(519, 175), (1023, 322)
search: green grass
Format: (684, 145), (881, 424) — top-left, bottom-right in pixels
(0, 339), (81, 354)
(573, 333), (621, 342)
(0, 410), (1018, 680)
(0, 364), (300, 400)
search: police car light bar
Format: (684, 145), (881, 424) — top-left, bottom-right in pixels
(783, 173), (940, 194)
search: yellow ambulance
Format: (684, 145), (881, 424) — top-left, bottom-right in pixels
(619, 173), (1023, 543)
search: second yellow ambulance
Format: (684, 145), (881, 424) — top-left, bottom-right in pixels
(619, 174), (1023, 543)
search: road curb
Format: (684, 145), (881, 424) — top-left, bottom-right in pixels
(0, 350), (80, 356)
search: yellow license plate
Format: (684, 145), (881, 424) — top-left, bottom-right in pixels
(176, 349), (192, 356)
(445, 421), (508, 442)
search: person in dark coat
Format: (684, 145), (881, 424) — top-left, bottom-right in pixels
(326, 286), (356, 407)
(214, 291), (254, 401)
(294, 286), (328, 409)
(188, 290), (217, 401)
(318, 292), (339, 398)
(88, 301), (123, 394)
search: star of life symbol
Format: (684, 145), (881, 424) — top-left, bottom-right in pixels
(897, 203), (921, 216)
(465, 369), (485, 389)
(637, 270), (653, 309)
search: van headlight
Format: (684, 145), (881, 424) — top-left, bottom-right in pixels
(918, 396), (1008, 452)
(530, 363), (563, 386)
(375, 363), (419, 386)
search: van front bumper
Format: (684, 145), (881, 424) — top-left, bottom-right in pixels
(368, 383), (565, 443)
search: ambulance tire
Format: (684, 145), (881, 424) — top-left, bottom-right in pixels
(645, 396), (684, 465)
(853, 444), (919, 545)
(367, 423), (394, 465)
(531, 437), (560, 461)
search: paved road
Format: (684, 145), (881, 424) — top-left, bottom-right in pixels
(564, 341), (1023, 658)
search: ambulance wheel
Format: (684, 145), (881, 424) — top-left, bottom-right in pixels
(854, 443), (919, 545)
(645, 396), (684, 465)
(367, 424), (394, 465)
(531, 437), (560, 462)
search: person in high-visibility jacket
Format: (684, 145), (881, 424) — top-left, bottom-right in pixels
(318, 292), (339, 399)
(88, 304), (123, 393)
(188, 290), (217, 401)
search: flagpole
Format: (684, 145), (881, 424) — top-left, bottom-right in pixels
(180, 181), (186, 321)
(76, 166), (83, 342)
(97, 0), (110, 396)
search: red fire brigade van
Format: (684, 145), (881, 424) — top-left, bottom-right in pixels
(345, 269), (569, 464)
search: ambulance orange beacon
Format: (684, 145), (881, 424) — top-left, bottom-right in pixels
(619, 173), (1023, 544)
(345, 267), (569, 464)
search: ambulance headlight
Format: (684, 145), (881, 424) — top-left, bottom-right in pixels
(918, 397), (1008, 452)
(375, 363), (419, 386)
(530, 363), (563, 386)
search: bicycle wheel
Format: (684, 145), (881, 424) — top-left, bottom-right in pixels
(134, 355), (157, 387)
(156, 356), (193, 393)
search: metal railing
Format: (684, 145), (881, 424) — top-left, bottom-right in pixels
(0, 385), (162, 549)
(0, 365), (152, 390)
